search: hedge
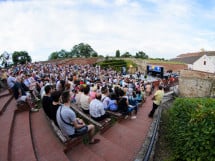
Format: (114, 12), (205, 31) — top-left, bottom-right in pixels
(167, 98), (215, 161)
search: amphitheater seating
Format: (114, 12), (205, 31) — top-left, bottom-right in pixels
(16, 100), (31, 112)
(45, 116), (85, 153)
(70, 103), (112, 134)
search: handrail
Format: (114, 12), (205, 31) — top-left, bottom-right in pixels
(143, 105), (162, 161)
(142, 92), (174, 161)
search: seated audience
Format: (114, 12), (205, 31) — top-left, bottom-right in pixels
(42, 85), (53, 117)
(117, 89), (137, 119)
(145, 82), (152, 96)
(89, 93), (109, 121)
(80, 85), (91, 114)
(89, 84), (97, 100)
(56, 90), (100, 144)
(101, 86), (111, 110)
(14, 75), (39, 112)
(107, 92), (118, 111)
(50, 91), (62, 126)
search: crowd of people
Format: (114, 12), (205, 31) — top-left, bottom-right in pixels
(1, 61), (163, 144)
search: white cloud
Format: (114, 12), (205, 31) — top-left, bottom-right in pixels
(0, 0), (215, 62)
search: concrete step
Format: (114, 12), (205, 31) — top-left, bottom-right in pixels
(87, 134), (129, 161)
(66, 96), (154, 161)
(102, 123), (146, 161)
(9, 111), (37, 161)
(30, 109), (70, 161)
(66, 143), (106, 161)
(0, 89), (11, 98)
(68, 134), (129, 161)
(0, 94), (13, 115)
(0, 99), (16, 161)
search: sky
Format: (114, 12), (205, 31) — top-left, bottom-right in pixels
(0, 0), (215, 62)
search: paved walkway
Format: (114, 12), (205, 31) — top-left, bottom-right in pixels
(0, 90), (154, 161)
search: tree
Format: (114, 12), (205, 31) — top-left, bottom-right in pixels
(70, 43), (98, 58)
(48, 52), (59, 60)
(58, 49), (68, 58)
(91, 52), (98, 57)
(48, 43), (98, 60)
(48, 49), (69, 60)
(12, 51), (32, 65)
(115, 50), (120, 57)
(0, 51), (10, 68)
(135, 51), (148, 59)
(121, 52), (132, 58)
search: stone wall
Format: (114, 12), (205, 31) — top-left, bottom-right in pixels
(42, 58), (187, 74)
(114, 58), (187, 73)
(41, 57), (100, 65)
(148, 62), (187, 73)
(179, 70), (215, 97)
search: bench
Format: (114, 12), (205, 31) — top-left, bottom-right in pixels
(106, 110), (124, 121)
(16, 100), (31, 112)
(46, 116), (85, 153)
(70, 103), (112, 134)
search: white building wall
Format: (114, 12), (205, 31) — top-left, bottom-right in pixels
(192, 55), (215, 73)
(188, 64), (193, 70)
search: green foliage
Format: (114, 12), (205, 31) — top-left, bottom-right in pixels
(97, 59), (136, 72)
(115, 50), (120, 57)
(121, 51), (132, 58)
(0, 51), (10, 67)
(105, 55), (109, 60)
(48, 49), (68, 60)
(48, 43), (98, 60)
(49, 52), (60, 60)
(167, 98), (215, 161)
(12, 51), (32, 65)
(70, 43), (98, 58)
(135, 51), (148, 59)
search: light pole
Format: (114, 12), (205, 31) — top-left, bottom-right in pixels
(129, 65), (133, 74)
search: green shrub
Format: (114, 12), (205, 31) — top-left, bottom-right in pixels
(97, 59), (136, 72)
(167, 98), (215, 161)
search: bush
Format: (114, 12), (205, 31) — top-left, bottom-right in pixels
(167, 98), (215, 161)
(97, 59), (136, 72)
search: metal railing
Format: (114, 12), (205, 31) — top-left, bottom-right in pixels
(142, 91), (174, 161)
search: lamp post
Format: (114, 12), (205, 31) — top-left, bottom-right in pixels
(129, 65), (133, 74)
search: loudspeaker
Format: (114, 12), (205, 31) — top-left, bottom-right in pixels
(160, 67), (164, 78)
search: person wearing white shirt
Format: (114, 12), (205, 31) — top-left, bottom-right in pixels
(89, 93), (109, 121)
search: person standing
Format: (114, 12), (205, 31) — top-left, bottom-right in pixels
(148, 85), (164, 118)
(145, 82), (152, 96)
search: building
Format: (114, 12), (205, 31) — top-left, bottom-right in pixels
(171, 51), (215, 73)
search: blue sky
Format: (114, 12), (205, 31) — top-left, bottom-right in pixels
(0, 0), (215, 61)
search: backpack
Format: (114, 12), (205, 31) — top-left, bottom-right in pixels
(108, 99), (118, 111)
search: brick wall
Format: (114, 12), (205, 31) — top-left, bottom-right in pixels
(148, 63), (187, 73)
(42, 58), (100, 65)
(179, 70), (215, 97)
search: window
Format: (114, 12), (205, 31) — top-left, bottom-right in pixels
(204, 61), (206, 65)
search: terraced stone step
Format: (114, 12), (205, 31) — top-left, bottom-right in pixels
(9, 111), (37, 161)
(0, 90), (11, 98)
(66, 143), (106, 161)
(102, 123), (146, 160)
(67, 134), (128, 161)
(0, 94), (13, 115)
(30, 109), (69, 161)
(0, 99), (16, 161)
